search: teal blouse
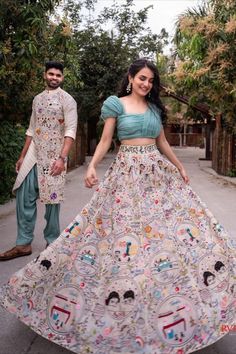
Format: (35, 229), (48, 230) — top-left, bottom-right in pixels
(101, 95), (162, 141)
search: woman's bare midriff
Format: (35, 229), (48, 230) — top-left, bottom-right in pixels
(120, 138), (156, 146)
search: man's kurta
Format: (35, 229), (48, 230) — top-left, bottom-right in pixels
(13, 87), (77, 204)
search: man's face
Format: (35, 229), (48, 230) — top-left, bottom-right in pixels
(44, 68), (64, 89)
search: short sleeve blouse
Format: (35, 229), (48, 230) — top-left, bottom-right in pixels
(100, 95), (123, 119)
(100, 95), (162, 140)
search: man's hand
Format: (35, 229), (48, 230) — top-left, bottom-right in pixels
(16, 157), (24, 173)
(50, 159), (65, 176)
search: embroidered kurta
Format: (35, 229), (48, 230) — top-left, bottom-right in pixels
(13, 87), (77, 204)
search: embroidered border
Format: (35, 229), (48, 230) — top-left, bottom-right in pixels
(119, 144), (157, 153)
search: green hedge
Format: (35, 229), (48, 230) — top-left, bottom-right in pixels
(0, 121), (25, 204)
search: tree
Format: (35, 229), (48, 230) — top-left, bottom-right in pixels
(172, 0), (236, 132)
(0, 0), (73, 124)
(62, 0), (168, 153)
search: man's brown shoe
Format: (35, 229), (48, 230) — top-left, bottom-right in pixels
(0, 246), (32, 261)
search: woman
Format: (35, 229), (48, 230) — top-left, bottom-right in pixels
(1, 58), (236, 354)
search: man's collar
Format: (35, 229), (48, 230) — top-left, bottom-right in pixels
(45, 87), (62, 93)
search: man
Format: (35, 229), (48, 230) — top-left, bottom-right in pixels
(0, 61), (78, 260)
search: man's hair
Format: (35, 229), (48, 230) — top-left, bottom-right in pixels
(45, 61), (64, 73)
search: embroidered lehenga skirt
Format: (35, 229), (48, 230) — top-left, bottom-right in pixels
(1, 144), (236, 354)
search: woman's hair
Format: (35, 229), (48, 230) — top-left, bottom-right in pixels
(105, 291), (120, 306)
(214, 261), (225, 272)
(118, 58), (166, 123)
(203, 271), (215, 286)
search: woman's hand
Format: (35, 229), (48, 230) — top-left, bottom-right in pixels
(85, 165), (98, 188)
(156, 131), (189, 184)
(178, 166), (189, 184)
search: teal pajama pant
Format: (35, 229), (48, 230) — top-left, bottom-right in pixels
(16, 165), (60, 246)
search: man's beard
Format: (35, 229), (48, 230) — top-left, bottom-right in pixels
(46, 80), (61, 89)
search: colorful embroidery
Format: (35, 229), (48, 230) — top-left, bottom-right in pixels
(1, 145), (236, 353)
(33, 90), (67, 204)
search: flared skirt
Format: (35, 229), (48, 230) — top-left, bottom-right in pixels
(1, 144), (236, 354)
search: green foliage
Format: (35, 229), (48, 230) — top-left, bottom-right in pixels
(0, 0), (69, 124)
(0, 122), (25, 204)
(64, 0), (168, 123)
(172, 0), (236, 131)
(227, 169), (236, 178)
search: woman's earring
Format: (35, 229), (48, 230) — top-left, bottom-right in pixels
(148, 92), (151, 98)
(126, 82), (132, 93)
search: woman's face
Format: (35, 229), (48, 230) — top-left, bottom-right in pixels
(130, 67), (154, 97)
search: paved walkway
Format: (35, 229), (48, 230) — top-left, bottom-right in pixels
(0, 147), (235, 354)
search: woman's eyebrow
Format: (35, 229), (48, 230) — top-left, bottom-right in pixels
(139, 75), (154, 80)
